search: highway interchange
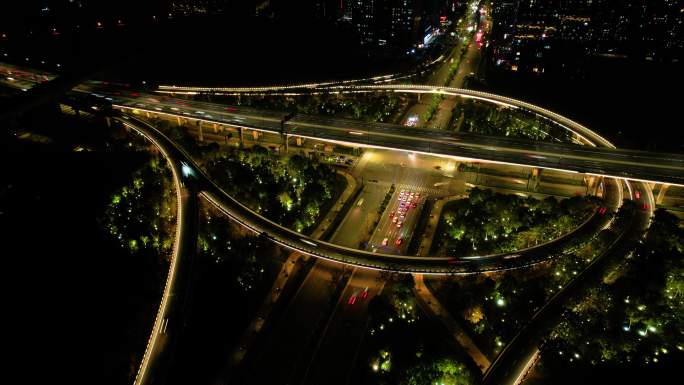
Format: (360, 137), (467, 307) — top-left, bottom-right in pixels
(1, 55), (669, 385)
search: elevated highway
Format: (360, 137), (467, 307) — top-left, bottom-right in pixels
(105, 85), (684, 186)
(113, 112), (618, 275)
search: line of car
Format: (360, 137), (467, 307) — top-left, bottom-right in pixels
(348, 286), (370, 306)
(381, 189), (422, 248)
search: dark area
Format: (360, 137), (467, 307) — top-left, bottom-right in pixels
(478, 58), (683, 153)
(1, 10), (423, 89)
(0, 141), (161, 384)
(530, 354), (684, 385)
(166, 206), (283, 385)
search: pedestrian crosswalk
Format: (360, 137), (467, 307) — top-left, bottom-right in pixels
(393, 183), (443, 197)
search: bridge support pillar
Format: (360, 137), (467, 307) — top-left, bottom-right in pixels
(213, 123), (218, 133)
(197, 120), (204, 142)
(238, 127), (244, 148)
(296, 137), (303, 147)
(584, 175), (599, 195)
(527, 168), (542, 191)
(176, 116), (182, 126)
(656, 183), (670, 205)
(252, 130), (260, 141)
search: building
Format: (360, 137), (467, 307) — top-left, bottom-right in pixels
(348, 0), (459, 49)
(488, 0), (683, 74)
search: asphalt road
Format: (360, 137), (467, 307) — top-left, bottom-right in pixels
(238, 259), (347, 385)
(94, 87), (684, 186)
(300, 268), (383, 385)
(110, 115), (200, 385)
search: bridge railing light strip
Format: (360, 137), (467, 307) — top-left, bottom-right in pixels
(116, 117), (186, 385)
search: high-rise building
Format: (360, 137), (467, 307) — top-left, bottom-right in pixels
(170, 0), (257, 16)
(350, 0), (419, 47)
(352, 0), (378, 45)
(488, 0), (683, 73)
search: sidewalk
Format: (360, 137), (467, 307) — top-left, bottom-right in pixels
(413, 274), (491, 373)
(229, 170), (359, 366)
(417, 194), (465, 257)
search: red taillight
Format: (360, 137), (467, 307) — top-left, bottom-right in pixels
(348, 296), (357, 305)
(635, 191), (641, 199)
(361, 291), (368, 299)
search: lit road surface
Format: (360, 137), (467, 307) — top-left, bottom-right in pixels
(370, 186), (427, 254)
(238, 260), (351, 385)
(110, 116), (200, 385)
(0, 62), (56, 90)
(301, 268), (383, 385)
(91, 85), (684, 186)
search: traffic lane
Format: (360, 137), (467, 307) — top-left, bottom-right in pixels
(294, 112), (684, 166)
(90, 83), (684, 170)
(287, 125), (684, 183)
(242, 260), (344, 385)
(112, 115), (200, 385)
(302, 269), (383, 385)
(291, 115), (684, 170)
(372, 188), (426, 254)
(111, 91), (684, 175)
(332, 183), (388, 249)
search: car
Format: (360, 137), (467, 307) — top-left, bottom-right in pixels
(399, 215), (405, 221)
(395, 238), (403, 246)
(392, 216), (398, 223)
(348, 292), (359, 305)
(382, 237), (389, 246)
(397, 221), (403, 228)
(641, 203), (650, 211)
(361, 287), (369, 299)
(389, 211), (395, 218)
(635, 190), (641, 199)
(345, 159), (354, 165)
(357, 198), (364, 207)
